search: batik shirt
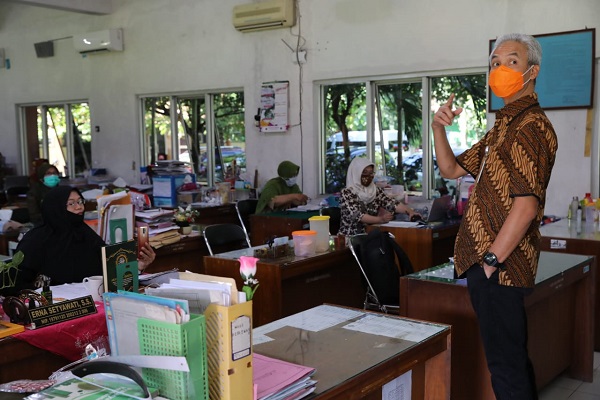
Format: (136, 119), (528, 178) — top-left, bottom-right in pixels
(454, 93), (558, 287)
(339, 187), (398, 236)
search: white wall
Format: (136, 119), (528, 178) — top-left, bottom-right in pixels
(0, 0), (598, 216)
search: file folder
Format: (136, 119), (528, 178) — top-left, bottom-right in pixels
(204, 301), (253, 400)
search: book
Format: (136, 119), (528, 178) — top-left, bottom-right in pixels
(101, 240), (139, 293)
(0, 320), (25, 338)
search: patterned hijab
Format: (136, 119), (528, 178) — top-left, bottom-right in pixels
(346, 157), (376, 204)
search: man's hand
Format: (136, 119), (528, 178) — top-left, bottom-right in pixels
(432, 93), (463, 129)
(483, 263), (497, 279)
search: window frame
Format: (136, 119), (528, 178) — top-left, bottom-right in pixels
(139, 88), (245, 187)
(17, 100), (91, 177)
(317, 67), (486, 198)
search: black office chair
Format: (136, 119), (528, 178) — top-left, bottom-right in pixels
(348, 228), (413, 314)
(3, 175), (30, 205)
(203, 223), (251, 256)
(235, 199), (258, 245)
(321, 207), (341, 235)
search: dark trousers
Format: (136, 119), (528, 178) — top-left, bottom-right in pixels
(466, 264), (538, 400)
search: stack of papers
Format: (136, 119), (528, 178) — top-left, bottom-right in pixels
(254, 354), (316, 400)
(145, 277), (233, 314)
(104, 292), (190, 356)
(135, 208), (178, 236)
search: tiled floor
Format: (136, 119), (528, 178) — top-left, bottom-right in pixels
(539, 352), (600, 399)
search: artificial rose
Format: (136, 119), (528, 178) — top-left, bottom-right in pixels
(239, 256), (259, 300)
(239, 256), (259, 280)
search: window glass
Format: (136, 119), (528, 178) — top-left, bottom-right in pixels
(143, 91), (245, 186)
(320, 73), (486, 198)
(20, 102), (90, 178)
(323, 83), (367, 193)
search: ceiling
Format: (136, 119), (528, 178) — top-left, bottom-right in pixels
(3, 0), (113, 15)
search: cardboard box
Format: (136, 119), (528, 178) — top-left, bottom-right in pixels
(152, 173), (196, 207)
(177, 190), (203, 205)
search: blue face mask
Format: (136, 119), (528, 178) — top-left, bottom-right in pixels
(43, 175), (60, 187)
(284, 176), (297, 187)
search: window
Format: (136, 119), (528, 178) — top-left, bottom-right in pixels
(142, 91), (245, 186)
(19, 102), (91, 178)
(321, 73), (486, 198)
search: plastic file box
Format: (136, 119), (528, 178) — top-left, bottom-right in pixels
(205, 301), (253, 400)
(137, 314), (209, 400)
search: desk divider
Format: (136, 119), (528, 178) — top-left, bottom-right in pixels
(205, 301), (253, 400)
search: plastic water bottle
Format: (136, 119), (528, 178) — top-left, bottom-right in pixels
(570, 196), (579, 220)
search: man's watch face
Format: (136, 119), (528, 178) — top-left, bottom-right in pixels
(484, 252), (498, 266)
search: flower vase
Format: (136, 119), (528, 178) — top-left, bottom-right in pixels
(176, 221), (191, 235)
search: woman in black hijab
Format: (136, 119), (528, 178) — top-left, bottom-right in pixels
(14, 186), (155, 289)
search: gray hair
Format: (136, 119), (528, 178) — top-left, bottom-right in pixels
(490, 33), (542, 66)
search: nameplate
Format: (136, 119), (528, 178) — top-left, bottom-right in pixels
(27, 296), (98, 329)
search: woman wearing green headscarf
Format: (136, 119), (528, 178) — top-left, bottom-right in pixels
(256, 161), (309, 214)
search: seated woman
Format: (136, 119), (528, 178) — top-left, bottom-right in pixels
(339, 157), (419, 236)
(256, 160), (309, 214)
(13, 186), (155, 290)
(27, 162), (60, 225)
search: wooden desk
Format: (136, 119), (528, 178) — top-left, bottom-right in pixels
(370, 219), (461, 271)
(148, 234), (206, 274)
(0, 336), (69, 383)
(204, 247), (364, 327)
(399, 252), (595, 400)
(249, 210), (320, 246)
(253, 304), (451, 399)
(540, 218), (600, 350)
(145, 203), (240, 274)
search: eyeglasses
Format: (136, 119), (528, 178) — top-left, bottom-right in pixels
(66, 199), (85, 207)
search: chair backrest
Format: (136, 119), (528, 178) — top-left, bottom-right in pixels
(203, 223), (251, 256)
(3, 175), (30, 205)
(349, 228), (413, 311)
(321, 206), (341, 235)
(235, 199), (258, 243)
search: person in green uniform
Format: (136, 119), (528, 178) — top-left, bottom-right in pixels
(256, 161), (308, 214)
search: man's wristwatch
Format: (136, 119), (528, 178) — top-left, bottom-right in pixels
(483, 252), (501, 268)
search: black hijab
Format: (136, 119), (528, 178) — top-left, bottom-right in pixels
(15, 186), (106, 289)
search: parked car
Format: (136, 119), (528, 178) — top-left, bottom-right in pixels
(402, 149), (465, 194)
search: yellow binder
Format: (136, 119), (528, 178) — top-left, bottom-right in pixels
(204, 301), (253, 400)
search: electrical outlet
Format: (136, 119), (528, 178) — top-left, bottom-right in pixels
(292, 50), (307, 64)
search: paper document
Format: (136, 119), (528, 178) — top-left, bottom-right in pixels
(253, 353), (316, 400)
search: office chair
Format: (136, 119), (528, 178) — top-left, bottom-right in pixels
(203, 223), (251, 256)
(3, 175), (30, 206)
(321, 206), (341, 235)
(235, 199), (258, 245)
(348, 229), (413, 314)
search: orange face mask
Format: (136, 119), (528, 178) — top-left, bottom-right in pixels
(489, 65), (533, 98)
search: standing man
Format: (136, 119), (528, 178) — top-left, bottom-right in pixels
(432, 33), (558, 399)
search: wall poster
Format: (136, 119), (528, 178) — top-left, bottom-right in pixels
(260, 81), (289, 133)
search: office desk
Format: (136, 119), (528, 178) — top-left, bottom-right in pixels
(540, 218), (600, 350)
(399, 252), (594, 400)
(369, 218), (461, 271)
(144, 203), (240, 274)
(0, 336), (70, 382)
(204, 247), (364, 327)
(249, 210), (320, 246)
(148, 234), (206, 274)
(253, 304), (451, 399)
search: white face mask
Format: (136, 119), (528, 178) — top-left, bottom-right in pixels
(284, 176), (297, 187)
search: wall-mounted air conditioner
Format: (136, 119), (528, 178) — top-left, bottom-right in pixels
(73, 28), (123, 54)
(233, 0), (295, 32)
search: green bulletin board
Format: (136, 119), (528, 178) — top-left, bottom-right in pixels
(489, 28), (595, 111)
